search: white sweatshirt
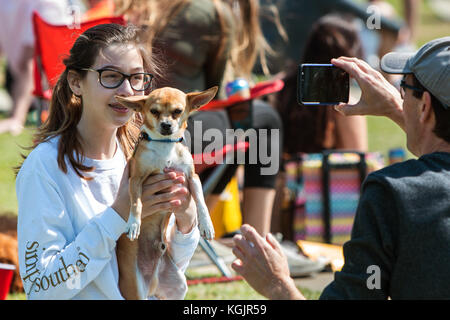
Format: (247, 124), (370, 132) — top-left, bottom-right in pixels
(16, 136), (199, 300)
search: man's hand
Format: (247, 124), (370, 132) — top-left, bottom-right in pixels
(331, 57), (405, 131)
(232, 224), (305, 300)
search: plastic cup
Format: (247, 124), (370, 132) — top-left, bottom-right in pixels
(388, 148), (406, 165)
(0, 263), (16, 300)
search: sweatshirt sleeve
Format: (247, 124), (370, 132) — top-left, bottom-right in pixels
(146, 208), (199, 299)
(17, 170), (127, 300)
(167, 214), (200, 273)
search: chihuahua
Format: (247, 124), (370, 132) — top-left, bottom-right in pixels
(115, 86), (217, 299)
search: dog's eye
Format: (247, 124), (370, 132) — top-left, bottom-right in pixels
(172, 109), (182, 116)
(150, 109), (160, 116)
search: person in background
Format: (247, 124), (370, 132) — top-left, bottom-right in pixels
(258, 0), (414, 76)
(0, 0), (79, 135)
(82, 0), (114, 21)
(276, 14), (368, 155)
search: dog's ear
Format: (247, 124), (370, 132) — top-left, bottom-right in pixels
(115, 95), (148, 112)
(186, 86), (218, 111)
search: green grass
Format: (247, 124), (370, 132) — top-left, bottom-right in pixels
(6, 292), (26, 300)
(186, 281), (320, 300)
(356, 0), (450, 47)
(7, 277), (320, 300)
(8, 265), (319, 300)
(0, 126), (34, 215)
(7, 283), (319, 300)
(186, 280), (266, 300)
(367, 115), (413, 160)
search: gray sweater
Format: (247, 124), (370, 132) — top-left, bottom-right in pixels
(320, 152), (450, 299)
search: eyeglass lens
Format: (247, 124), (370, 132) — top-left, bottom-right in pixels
(100, 70), (152, 90)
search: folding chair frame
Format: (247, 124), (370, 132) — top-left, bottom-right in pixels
(195, 141), (249, 277)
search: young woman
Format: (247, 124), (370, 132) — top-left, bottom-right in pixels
(16, 23), (199, 300)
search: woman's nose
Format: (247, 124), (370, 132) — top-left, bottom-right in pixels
(116, 78), (135, 96)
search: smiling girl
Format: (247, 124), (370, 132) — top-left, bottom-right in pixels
(16, 24), (199, 300)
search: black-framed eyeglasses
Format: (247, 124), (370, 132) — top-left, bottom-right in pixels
(81, 68), (153, 91)
(400, 79), (424, 99)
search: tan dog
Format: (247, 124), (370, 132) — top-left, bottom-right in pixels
(115, 86), (217, 300)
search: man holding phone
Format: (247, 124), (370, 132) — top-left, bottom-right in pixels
(231, 37), (450, 299)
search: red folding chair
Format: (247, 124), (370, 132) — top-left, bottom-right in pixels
(200, 79), (284, 111)
(32, 12), (126, 123)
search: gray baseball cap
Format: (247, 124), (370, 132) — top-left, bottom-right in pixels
(380, 37), (450, 109)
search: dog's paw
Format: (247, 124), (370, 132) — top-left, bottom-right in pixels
(125, 215), (141, 241)
(198, 217), (215, 241)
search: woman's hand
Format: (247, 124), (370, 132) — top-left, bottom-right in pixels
(161, 168), (197, 234)
(232, 224), (305, 300)
(112, 165), (196, 234)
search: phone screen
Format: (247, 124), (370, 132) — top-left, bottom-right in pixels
(298, 64), (349, 105)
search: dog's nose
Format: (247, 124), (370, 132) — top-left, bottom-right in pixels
(161, 122), (172, 131)
(160, 122), (172, 135)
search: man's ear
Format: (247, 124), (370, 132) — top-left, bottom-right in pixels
(67, 70), (83, 96)
(115, 95), (148, 112)
(419, 91), (434, 124)
(186, 86), (218, 111)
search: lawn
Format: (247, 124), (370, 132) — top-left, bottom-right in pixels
(7, 281), (321, 300)
(0, 127), (33, 215)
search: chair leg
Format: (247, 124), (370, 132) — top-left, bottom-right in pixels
(202, 162), (231, 196)
(198, 161), (234, 277)
(198, 237), (232, 277)
(37, 98), (49, 126)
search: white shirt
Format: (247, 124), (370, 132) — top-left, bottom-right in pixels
(16, 136), (199, 300)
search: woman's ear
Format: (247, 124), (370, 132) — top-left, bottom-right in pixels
(67, 70), (83, 97)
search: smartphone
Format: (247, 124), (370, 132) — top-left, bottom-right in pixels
(298, 64), (349, 105)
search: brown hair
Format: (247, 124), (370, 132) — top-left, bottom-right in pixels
(114, 0), (271, 82)
(115, 0), (190, 41)
(228, 0), (271, 78)
(276, 14), (364, 154)
(18, 23), (156, 179)
(114, 0), (207, 87)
